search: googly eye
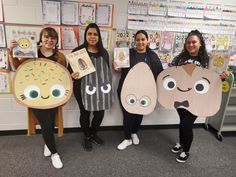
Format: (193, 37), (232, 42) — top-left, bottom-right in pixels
(86, 85), (96, 95)
(194, 79), (210, 94)
(24, 85), (40, 100)
(50, 84), (65, 98)
(125, 95), (137, 105)
(139, 96), (151, 107)
(100, 84), (111, 94)
(163, 76), (176, 90)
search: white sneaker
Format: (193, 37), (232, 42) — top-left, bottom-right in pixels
(51, 153), (63, 169)
(131, 133), (140, 145)
(44, 145), (51, 157)
(117, 139), (132, 150)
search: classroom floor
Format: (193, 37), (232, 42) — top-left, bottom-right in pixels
(0, 127), (236, 177)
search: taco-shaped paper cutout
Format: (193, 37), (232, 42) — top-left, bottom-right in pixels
(157, 64), (222, 117)
(121, 62), (157, 115)
(13, 58), (73, 109)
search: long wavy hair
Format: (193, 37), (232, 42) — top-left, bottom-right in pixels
(174, 30), (209, 67)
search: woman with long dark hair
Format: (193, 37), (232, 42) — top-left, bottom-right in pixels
(69, 23), (112, 151)
(170, 29), (227, 163)
(113, 30), (163, 150)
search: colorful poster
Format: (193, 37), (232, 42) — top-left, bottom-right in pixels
(96, 4), (113, 27)
(148, 31), (161, 50)
(203, 34), (216, 52)
(66, 48), (95, 79)
(215, 35), (230, 50)
(79, 2), (96, 26)
(12, 30), (38, 58)
(115, 30), (130, 48)
(174, 33), (187, 53)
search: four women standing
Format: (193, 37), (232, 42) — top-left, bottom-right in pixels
(9, 24), (226, 168)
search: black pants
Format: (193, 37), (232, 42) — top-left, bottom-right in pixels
(32, 108), (57, 154)
(177, 108), (197, 152)
(74, 81), (104, 137)
(117, 91), (143, 140)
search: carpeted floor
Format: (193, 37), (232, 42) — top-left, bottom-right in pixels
(0, 128), (236, 177)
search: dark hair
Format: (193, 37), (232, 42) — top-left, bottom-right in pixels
(134, 30), (152, 58)
(38, 27), (59, 52)
(173, 30), (209, 67)
(79, 23), (108, 65)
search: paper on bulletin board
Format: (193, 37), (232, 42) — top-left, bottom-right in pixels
(0, 71), (11, 93)
(0, 23), (6, 47)
(96, 4), (113, 27)
(61, 1), (79, 25)
(204, 3), (222, 20)
(43, 1), (61, 25)
(61, 26), (79, 50)
(79, 2), (96, 26)
(0, 49), (8, 70)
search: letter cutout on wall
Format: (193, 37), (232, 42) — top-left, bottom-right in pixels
(13, 58), (73, 109)
(157, 64), (222, 117)
(121, 62), (157, 115)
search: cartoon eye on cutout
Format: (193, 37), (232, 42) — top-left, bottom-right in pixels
(163, 76), (176, 90)
(86, 85), (96, 95)
(100, 84), (111, 94)
(125, 94), (137, 105)
(139, 96), (151, 107)
(50, 84), (65, 99)
(24, 85), (40, 100)
(194, 79), (210, 94)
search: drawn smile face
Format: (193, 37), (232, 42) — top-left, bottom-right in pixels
(17, 38), (31, 49)
(156, 64), (222, 117)
(121, 62), (157, 115)
(13, 58), (73, 109)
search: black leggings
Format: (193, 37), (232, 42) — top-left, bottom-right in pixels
(117, 91), (143, 139)
(73, 81), (104, 137)
(32, 108), (57, 154)
(177, 108), (197, 152)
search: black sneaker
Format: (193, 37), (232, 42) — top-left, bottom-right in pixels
(176, 152), (190, 163)
(82, 137), (93, 151)
(89, 134), (104, 145)
(171, 143), (183, 153)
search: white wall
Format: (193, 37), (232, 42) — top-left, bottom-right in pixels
(1, 0), (235, 130)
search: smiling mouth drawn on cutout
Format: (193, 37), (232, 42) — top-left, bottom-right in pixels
(41, 95), (50, 99)
(177, 87), (192, 92)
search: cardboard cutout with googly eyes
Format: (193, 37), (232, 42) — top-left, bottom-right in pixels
(13, 58), (73, 109)
(156, 64), (222, 117)
(121, 62), (157, 115)
(81, 56), (114, 111)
